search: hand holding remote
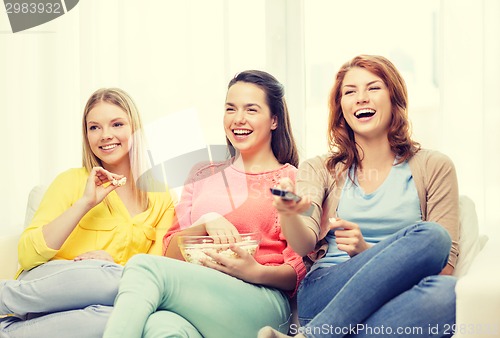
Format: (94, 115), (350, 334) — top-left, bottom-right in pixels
(270, 187), (302, 202)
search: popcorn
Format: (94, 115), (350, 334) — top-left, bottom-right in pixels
(112, 177), (127, 187)
(179, 233), (261, 265)
(181, 243), (259, 265)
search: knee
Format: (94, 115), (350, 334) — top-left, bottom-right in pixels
(143, 311), (201, 338)
(100, 262), (124, 280)
(418, 222), (452, 255)
(125, 254), (155, 272)
(85, 304), (113, 316)
(127, 253), (149, 265)
(122, 254), (165, 282)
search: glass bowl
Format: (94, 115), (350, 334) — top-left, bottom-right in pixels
(178, 232), (261, 265)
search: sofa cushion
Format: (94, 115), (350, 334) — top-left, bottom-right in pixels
(24, 185), (47, 228)
(19, 187), (485, 278)
(453, 195), (484, 278)
(0, 232), (21, 279)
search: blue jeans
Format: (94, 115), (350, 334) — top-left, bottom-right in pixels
(103, 255), (291, 338)
(0, 259), (122, 338)
(296, 222), (457, 338)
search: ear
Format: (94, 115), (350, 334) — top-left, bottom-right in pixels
(271, 115), (278, 130)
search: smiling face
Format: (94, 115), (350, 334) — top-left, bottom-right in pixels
(224, 82), (278, 157)
(340, 67), (392, 142)
(86, 101), (132, 171)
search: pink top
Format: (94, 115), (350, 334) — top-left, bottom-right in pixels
(164, 160), (306, 296)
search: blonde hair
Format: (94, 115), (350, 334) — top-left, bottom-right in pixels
(82, 88), (149, 209)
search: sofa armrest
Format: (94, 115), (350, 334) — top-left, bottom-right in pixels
(455, 235), (500, 337)
(0, 229), (21, 279)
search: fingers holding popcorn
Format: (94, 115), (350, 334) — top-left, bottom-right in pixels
(112, 176), (127, 187)
(82, 167), (127, 207)
(92, 167), (125, 186)
(202, 244), (260, 281)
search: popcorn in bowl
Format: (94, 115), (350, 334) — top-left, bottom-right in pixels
(178, 232), (261, 265)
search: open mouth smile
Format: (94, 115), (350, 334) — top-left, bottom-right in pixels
(354, 108), (376, 119)
(100, 143), (120, 150)
(233, 129), (253, 137)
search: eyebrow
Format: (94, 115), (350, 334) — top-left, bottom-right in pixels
(225, 102), (262, 109)
(342, 80), (383, 88)
(86, 117), (127, 125)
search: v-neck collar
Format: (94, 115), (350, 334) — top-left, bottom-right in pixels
(108, 190), (149, 221)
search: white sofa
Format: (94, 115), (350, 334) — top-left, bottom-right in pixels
(0, 185), (46, 280)
(1, 187), (499, 337)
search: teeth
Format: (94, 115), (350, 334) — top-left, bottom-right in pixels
(233, 129), (252, 135)
(101, 144), (118, 150)
(355, 109), (376, 118)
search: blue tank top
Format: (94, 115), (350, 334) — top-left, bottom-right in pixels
(313, 160), (422, 270)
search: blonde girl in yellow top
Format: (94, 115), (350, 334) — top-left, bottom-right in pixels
(0, 88), (175, 338)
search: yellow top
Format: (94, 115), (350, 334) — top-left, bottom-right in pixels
(17, 167), (175, 274)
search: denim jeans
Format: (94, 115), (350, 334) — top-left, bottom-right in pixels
(0, 259), (122, 338)
(103, 254), (291, 338)
(296, 222), (457, 338)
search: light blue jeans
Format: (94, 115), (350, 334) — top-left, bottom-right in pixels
(296, 222), (457, 338)
(0, 259), (122, 338)
(103, 255), (292, 338)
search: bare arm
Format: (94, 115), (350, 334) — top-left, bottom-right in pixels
(272, 178), (318, 256)
(204, 245), (298, 291)
(164, 212), (240, 260)
(441, 263), (454, 275)
(165, 211), (300, 291)
(278, 211), (317, 257)
(252, 263), (297, 291)
(164, 223), (207, 260)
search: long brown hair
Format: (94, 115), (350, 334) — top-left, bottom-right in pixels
(82, 88), (149, 209)
(226, 70), (299, 167)
(326, 55), (420, 175)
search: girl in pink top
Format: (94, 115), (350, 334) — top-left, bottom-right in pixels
(103, 70), (307, 338)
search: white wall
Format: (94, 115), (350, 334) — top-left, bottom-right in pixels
(302, 0), (441, 157)
(481, 0), (500, 236)
(0, 0), (277, 231)
(300, 0), (500, 235)
(1, 4), (81, 232)
(440, 0), (500, 235)
(1, 0), (498, 237)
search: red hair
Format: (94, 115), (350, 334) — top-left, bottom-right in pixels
(326, 55), (420, 175)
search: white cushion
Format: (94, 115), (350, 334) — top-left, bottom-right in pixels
(0, 185), (46, 279)
(453, 195), (484, 278)
(455, 235), (500, 337)
(24, 185), (46, 228)
(14, 188), (488, 279)
(0, 231), (21, 279)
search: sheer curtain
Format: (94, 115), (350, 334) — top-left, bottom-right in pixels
(439, 0), (500, 235)
(1, 0), (498, 236)
(1, 3), (81, 232)
(300, 0), (500, 234)
(0, 0), (302, 232)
